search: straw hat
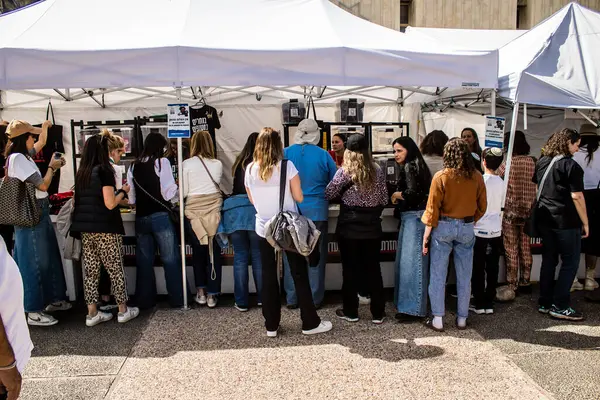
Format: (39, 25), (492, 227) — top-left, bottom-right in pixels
(5, 120), (42, 139)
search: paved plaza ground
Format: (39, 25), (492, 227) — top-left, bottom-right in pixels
(20, 287), (600, 400)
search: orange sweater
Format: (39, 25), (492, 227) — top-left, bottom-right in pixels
(421, 169), (487, 227)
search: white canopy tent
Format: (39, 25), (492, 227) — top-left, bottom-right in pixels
(0, 0), (498, 89)
(404, 27), (526, 52)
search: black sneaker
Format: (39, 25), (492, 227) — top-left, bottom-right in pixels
(538, 305), (551, 314)
(549, 306), (584, 321)
(335, 308), (359, 322)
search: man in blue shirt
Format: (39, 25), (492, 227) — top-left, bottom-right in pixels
(284, 119), (337, 308)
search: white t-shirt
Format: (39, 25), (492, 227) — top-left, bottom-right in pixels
(244, 160), (299, 238)
(182, 157), (223, 198)
(573, 147), (600, 190)
(7, 153), (48, 199)
(0, 237), (34, 373)
(474, 174), (504, 238)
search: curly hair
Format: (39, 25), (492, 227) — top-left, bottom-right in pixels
(342, 147), (377, 188)
(253, 127), (283, 181)
(420, 130), (448, 157)
(541, 128), (581, 158)
(443, 138), (477, 179)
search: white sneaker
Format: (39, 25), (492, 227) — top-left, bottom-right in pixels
(118, 307), (140, 323)
(571, 279), (584, 292)
(86, 311), (113, 327)
(28, 312), (58, 327)
(45, 301), (72, 312)
(195, 293), (207, 306)
(469, 305), (485, 315)
(234, 303), (249, 312)
(266, 329), (278, 338)
(358, 295), (371, 305)
(302, 320), (333, 335)
(485, 309), (494, 315)
(585, 278), (599, 291)
(207, 295), (218, 308)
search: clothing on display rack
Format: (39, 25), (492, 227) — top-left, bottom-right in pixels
(190, 105), (221, 152)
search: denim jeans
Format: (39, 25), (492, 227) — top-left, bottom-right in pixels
(13, 199), (67, 313)
(184, 219), (222, 295)
(429, 218), (475, 319)
(394, 211), (429, 317)
(283, 220), (328, 306)
(135, 212), (184, 308)
(230, 230), (262, 306)
(539, 228), (581, 310)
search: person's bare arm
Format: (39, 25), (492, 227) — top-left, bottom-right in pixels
(33, 157), (64, 192)
(103, 184), (129, 210)
(32, 120), (51, 155)
(0, 315), (22, 400)
(572, 192), (589, 238)
(290, 175), (303, 203)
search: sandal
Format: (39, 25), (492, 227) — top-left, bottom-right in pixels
(423, 316), (444, 332)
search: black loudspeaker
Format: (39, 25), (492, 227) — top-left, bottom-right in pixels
(282, 99), (306, 124)
(340, 99), (364, 122)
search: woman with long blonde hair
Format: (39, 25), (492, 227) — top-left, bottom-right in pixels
(245, 127), (332, 337)
(183, 130), (223, 308)
(325, 134), (389, 325)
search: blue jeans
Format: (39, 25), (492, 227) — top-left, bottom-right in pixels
(135, 212), (184, 308)
(14, 199), (67, 313)
(230, 230), (262, 306)
(186, 220), (222, 295)
(429, 218), (475, 319)
(539, 228), (581, 310)
(394, 211), (429, 317)
(283, 220), (328, 306)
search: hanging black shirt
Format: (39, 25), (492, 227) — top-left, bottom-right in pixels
(190, 105), (221, 152)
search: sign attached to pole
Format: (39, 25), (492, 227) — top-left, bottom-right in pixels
(484, 116), (506, 149)
(167, 103), (191, 138)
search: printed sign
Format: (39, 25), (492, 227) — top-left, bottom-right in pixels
(485, 116), (506, 148)
(167, 104), (191, 138)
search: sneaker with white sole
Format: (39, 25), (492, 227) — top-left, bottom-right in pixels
(571, 279), (584, 292)
(266, 329), (278, 338)
(99, 302), (119, 312)
(485, 309), (494, 315)
(372, 316), (386, 325)
(207, 295), (218, 308)
(234, 303), (249, 312)
(335, 309), (359, 322)
(28, 312), (58, 327)
(358, 294), (371, 305)
(469, 304), (485, 315)
(549, 306), (584, 321)
(45, 301), (72, 312)
(86, 311), (113, 327)
(585, 278), (599, 291)
(302, 320), (333, 335)
(118, 307), (140, 323)
(195, 294), (207, 305)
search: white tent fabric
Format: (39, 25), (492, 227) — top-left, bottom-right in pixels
(404, 27), (525, 51)
(498, 2), (600, 108)
(0, 0), (498, 90)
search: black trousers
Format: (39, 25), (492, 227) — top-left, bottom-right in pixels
(258, 238), (320, 332)
(472, 236), (502, 309)
(338, 238), (385, 319)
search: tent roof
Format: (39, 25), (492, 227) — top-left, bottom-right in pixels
(0, 0), (498, 90)
(404, 27), (526, 51)
(499, 2), (600, 108)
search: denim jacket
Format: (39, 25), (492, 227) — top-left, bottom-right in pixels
(216, 194), (257, 248)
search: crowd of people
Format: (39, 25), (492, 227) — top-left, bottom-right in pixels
(0, 118), (598, 338)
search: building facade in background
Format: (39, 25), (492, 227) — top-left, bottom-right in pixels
(332, 0), (600, 30)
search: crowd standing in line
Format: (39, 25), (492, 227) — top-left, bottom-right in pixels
(0, 118), (598, 337)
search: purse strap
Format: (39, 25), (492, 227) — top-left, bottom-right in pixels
(536, 155), (564, 201)
(132, 173), (176, 216)
(197, 156), (226, 197)
(279, 159), (288, 212)
(46, 101), (56, 124)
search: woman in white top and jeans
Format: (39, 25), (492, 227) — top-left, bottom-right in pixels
(5, 120), (71, 327)
(182, 130), (223, 308)
(245, 127), (332, 337)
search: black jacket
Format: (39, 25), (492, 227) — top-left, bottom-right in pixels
(71, 165), (124, 235)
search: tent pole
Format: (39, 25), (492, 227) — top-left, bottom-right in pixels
(523, 104), (528, 130)
(491, 89), (496, 117)
(176, 87), (189, 311)
(502, 102), (520, 209)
